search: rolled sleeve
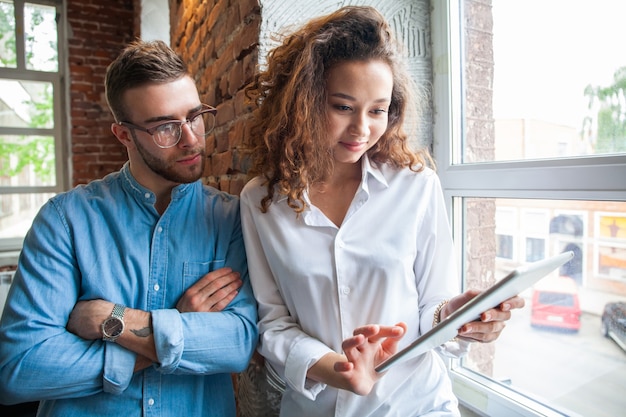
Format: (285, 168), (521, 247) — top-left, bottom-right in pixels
(283, 336), (331, 400)
(102, 343), (137, 394)
(150, 309), (184, 372)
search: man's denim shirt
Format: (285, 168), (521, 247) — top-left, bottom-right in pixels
(0, 163), (258, 416)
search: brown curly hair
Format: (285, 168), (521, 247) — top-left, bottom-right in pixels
(245, 6), (433, 213)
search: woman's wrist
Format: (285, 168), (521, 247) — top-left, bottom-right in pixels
(432, 300), (449, 327)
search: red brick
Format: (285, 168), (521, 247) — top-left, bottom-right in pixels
(211, 150), (233, 176)
(66, 0), (261, 188)
(67, 0), (135, 186)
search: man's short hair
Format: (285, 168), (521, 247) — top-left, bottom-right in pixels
(105, 40), (188, 122)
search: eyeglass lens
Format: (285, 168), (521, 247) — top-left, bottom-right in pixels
(153, 111), (215, 147)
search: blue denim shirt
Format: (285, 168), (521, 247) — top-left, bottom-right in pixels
(0, 163), (258, 416)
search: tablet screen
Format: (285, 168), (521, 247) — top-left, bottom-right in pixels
(375, 251), (574, 373)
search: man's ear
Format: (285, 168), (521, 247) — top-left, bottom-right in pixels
(111, 123), (134, 149)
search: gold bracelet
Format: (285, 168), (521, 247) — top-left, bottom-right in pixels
(432, 300), (449, 327)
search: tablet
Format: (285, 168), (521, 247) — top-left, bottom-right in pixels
(375, 251), (574, 373)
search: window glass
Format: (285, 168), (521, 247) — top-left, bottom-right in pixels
(0, 0), (16, 68)
(0, 192), (54, 239)
(0, 80), (54, 128)
(0, 134), (56, 186)
(596, 213), (626, 280)
(462, 0), (626, 164)
(460, 197), (626, 417)
(24, 2), (57, 72)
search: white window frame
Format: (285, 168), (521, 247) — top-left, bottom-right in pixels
(0, 0), (68, 252)
(431, 1), (626, 416)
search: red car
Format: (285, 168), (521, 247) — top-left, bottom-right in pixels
(531, 276), (581, 332)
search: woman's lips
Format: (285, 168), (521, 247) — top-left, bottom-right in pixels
(340, 141), (368, 151)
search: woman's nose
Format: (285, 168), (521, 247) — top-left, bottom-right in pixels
(349, 112), (370, 137)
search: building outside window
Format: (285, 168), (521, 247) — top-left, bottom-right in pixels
(432, 1), (626, 416)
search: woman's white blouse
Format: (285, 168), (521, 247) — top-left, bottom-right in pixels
(240, 156), (467, 417)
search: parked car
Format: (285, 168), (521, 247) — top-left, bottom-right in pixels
(530, 276), (581, 332)
(601, 301), (626, 352)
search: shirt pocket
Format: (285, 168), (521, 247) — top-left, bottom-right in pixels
(182, 260), (226, 290)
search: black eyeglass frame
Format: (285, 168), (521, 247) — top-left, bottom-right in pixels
(118, 104), (217, 148)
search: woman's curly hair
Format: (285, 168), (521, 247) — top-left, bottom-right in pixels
(245, 6), (433, 213)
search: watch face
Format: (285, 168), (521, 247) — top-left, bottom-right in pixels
(103, 317), (124, 338)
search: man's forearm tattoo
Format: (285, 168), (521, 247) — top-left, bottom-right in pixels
(131, 326), (152, 337)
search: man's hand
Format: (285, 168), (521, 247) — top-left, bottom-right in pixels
(67, 299), (115, 340)
(443, 290), (525, 343)
(176, 267), (242, 313)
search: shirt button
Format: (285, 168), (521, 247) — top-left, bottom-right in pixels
(337, 240), (345, 248)
(154, 284), (160, 291)
(148, 398), (155, 406)
(144, 192), (151, 199)
(341, 286), (350, 295)
(157, 226), (163, 233)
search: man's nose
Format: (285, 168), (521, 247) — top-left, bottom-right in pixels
(177, 121), (199, 147)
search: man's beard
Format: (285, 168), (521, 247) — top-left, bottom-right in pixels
(134, 136), (205, 184)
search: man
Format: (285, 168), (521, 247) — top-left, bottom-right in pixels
(0, 40), (257, 416)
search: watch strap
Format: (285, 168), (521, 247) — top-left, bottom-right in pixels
(111, 303), (126, 320)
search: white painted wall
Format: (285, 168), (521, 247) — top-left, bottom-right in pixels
(141, 0), (170, 44)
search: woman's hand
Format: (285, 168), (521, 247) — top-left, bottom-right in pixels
(336, 323), (407, 394)
(308, 323), (407, 396)
(442, 290), (525, 343)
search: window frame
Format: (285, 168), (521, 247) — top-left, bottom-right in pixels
(0, 0), (68, 252)
(431, 1), (626, 416)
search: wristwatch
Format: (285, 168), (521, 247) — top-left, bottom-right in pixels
(102, 303), (126, 342)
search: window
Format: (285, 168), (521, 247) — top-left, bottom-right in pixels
(596, 213), (626, 281)
(496, 207), (516, 260)
(522, 209), (548, 262)
(432, 1), (626, 416)
(0, 0), (66, 251)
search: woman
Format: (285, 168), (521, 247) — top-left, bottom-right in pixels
(240, 6), (523, 416)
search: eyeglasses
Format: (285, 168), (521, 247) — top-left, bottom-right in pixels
(119, 104), (217, 148)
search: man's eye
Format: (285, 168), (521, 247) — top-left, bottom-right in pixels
(190, 114), (203, 126)
(156, 123), (178, 135)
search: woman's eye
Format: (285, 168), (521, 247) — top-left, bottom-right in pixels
(334, 104), (352, 111)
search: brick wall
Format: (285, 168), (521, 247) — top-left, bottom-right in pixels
(67, 0), (261, 194)
(170, 0), (261, 196)
(462, 0), (497, 376)
(67, 0), (139, 186)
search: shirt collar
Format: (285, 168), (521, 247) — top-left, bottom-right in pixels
(273, 154), (390, 207)
(361, 154), (389, 190)
(120, 162), (196, 203)
(298, 154), (389, 207)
